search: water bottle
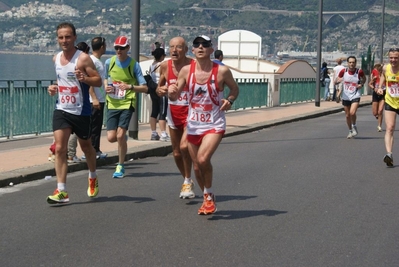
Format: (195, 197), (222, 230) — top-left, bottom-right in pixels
(108, 76), (114, 93)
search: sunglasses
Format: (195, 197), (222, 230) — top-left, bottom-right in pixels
(193, 42), (212, 48)
(101, 37), (106, 46)
(114, 46), (127, 51)
(389, 48), (399, 52)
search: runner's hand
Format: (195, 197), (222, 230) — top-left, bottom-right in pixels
(48, 84), (58, 96)
(157, 85), (168, 97)
(92, 99), (101, 110)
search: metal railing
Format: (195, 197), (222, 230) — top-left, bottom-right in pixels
(0, 80), (55, 138)
(280, 78), (318, 104)
(1, 78), (272, 139)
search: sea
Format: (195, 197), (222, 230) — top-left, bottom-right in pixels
(0, 52), (113, 81)
(0, 53), (56, 81)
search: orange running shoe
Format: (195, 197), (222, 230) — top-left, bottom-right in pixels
(87, 177), (99, 197)
(198, 193), (217, 215)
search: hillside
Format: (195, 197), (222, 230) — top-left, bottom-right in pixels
(1, 0), (399, 57)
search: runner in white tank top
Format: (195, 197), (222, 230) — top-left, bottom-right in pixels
(46, 22), (102, 205)
(186, 60), (226, 136)
(55, 50), (91, 116)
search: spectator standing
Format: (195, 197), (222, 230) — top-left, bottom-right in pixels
(148, 47), (169, 141)
(333, 58), (345, 102)
(213, 50), (225, 66)
(321, 62), (331, 101)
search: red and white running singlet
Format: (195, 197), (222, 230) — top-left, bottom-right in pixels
(166, 59), (193, 130)
(186, 61), (226, 136)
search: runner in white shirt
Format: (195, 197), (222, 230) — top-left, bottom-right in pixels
(88, 37), (107, 159)
(47, 22), (102, 204)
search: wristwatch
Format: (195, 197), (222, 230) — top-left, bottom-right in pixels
(227, 98), (234, 105)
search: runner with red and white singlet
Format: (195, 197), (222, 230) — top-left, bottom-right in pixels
(166, 59), (193, 130)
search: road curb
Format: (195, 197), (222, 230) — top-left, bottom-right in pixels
(0, 101), (371, 188)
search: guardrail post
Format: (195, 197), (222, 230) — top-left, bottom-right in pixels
(9, 80), (14, 139)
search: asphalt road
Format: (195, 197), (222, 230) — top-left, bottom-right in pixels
(1, 107), (398, 267)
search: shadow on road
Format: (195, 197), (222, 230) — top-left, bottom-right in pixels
(208, 209), (288, 220)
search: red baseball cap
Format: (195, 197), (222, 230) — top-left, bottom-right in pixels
(114, 36), (130, 47)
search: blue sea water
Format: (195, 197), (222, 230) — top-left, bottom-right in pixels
(0, 53), (56, 80)
(0, 52), (112, 81)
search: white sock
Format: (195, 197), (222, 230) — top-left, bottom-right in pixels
(57, 183), (66, 192)
(152, 131), (157, 134)
(161, 131), (167, 136)
(204, 187), (212, 195)
(89, 171), (97, 179)
(184, 177), (191, 184)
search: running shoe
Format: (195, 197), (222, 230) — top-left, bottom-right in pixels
(96, 151), (108, 159)
(67, 155), (81, 163)
(160, 134), (171, 142)
(377, 126), (382, 132)
(151, 132), (160, 141)
(383, 153), (394, 167)
(347, 131), (353, 139)
(179, 180), (195, 199)
(198, 193), (217, 215)
(351, 126), (358, 137)
(47, 189), (69, 204)
(113, 164), (125, 178)
(87, 177), (99, 197)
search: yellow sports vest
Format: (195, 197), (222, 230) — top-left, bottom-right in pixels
(384, 64), (399, 109)
(106, 56), (138, 110)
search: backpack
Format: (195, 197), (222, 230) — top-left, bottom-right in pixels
(144, 63), (161, 99)
(320, 67), (325, 82)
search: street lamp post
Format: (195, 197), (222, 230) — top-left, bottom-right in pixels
(379, 0), (386, 64)
(128, 0), (140, 139)
(315, 0), (323, 107)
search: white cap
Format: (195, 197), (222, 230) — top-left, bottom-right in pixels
(193, 35), (212, 44)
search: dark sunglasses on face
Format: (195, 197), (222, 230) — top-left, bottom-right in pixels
(389, 48), (399, 52)
(115, 46), (127, 51)
(193, 42), (212, 48)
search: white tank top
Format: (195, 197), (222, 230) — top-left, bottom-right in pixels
(342, 68), (361, 101)
(186, 61), (226, 135)
(55, 50), (91, 116)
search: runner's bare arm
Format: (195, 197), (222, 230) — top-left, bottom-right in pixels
(168, 65), (189, 101)
(76, 53), (102, 87)
(219, 66), (239, 111)
(377, 65), (387, 95)
(156, 61), (168, 96)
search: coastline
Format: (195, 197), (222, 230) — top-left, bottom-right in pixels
(0, 50), (56, 56)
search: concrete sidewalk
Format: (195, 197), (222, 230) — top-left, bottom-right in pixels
(0, 96), (372, 187)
